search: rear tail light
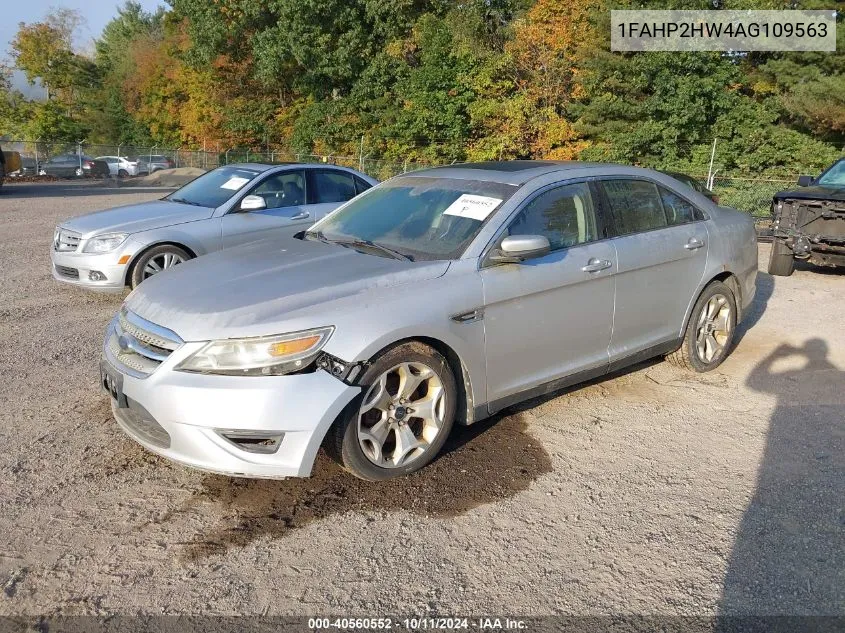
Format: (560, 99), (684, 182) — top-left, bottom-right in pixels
(711, 195), (720, 204)
(84, 161), (94, 168)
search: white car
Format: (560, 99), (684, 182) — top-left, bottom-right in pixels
(95, 156), (140, 178)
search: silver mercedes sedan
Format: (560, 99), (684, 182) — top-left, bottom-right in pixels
(101, 161), (757, 480)
(51, 163), (377, 291)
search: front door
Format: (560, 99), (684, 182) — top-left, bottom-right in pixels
(480, 181), (617, 409)
(221, 169), (314, 248)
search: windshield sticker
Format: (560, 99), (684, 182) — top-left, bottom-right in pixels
(220, 176), (250, 190)
(442, 195), (503, 221)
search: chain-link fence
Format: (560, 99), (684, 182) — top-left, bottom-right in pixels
(1, 138), (801, 218)
(0, 140), (438, 181)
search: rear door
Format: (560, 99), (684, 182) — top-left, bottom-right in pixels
(480, 180), (617, 408)
(221, 169), (312, 248)
(306, 169), (361, 221)
(598, 179), (709, 362)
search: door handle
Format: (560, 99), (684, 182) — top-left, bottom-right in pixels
(288, 211), (310, 221)
(582, 258), (612, 273)
(684, 237), (705, 250)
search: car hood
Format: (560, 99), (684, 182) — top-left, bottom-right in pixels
(774, 185), (845, 202)
(60, 200), (213, 237)
(125, 237), (451, 341)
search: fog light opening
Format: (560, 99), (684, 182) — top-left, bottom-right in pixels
(217, 430), (284, 454)
(89, 270), (106, 281)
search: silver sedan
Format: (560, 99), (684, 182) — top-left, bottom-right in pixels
(51, 163), (377, 291)
(101, 161), (757, 480)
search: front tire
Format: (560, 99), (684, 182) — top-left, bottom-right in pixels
(667, 281), (737, 373)
(767, 238), (795, 276)
(129, 245), (191, 289)
(326, 341), (457, 480)
(118, 169), (128, 178)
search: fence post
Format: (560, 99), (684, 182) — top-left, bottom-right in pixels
(707, 138), (717, 189)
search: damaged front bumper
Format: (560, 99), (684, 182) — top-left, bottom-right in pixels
(773, 198), (845, 267)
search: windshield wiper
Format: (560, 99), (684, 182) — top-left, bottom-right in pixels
(306, 231), (412, 261)
(169, 197), (205, 207)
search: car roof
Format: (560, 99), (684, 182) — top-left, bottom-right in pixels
(404, 160), (651, 186)
(224, 162), (371, 176)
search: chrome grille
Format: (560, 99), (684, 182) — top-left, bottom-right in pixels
(54, 228), (81, 252)
(107, 308), (183, 377)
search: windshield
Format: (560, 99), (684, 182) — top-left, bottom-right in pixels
(816, 160), (845, 187)
(306, 176), (517, 261)
(166, 166), (260, 208)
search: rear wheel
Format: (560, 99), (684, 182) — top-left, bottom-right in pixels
(326, 341), (457, 480)
(129, 245), (191, 289)
(767, 238), (795, 276)
(667, 281), (737, 373)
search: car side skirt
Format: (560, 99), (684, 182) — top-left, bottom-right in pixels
(479, 338), (682, 419)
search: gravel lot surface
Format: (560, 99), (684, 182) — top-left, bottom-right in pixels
(0, 182), (843, 618)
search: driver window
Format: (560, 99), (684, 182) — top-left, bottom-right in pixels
(506, 182), (598, 251)
(248, 171), (305, 209)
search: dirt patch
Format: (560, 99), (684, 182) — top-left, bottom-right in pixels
(181, 412), (551, 559)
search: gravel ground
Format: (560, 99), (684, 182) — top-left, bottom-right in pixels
(0, 182), (843, 618)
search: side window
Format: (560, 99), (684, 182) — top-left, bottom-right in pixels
(248, 170), (305, 209)
(659, 186), (703, 225)
(506, 182), (598, 251)
(354, 176), (372, 195)
(308, 170), (356, 204)
(601, 179), (667, 236)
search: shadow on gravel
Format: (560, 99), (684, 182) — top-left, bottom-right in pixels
(719, 339), (845, 618)
(181, 412), (551, 559)
(733, 271), (774, 348)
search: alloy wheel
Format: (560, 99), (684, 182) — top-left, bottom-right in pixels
(357, 361), (447, 468)
(695, 293), (732, 363)
(142, 252), (185, 279)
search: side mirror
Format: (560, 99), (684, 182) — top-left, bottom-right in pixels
(489, 235), (551, 264)
(797, 175), (814, 187)
(239, 194), (267, 212)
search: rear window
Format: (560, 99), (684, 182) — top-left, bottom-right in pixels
(601, 179), (668, 236)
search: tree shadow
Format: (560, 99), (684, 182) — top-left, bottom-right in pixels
(719, 339), (845, 620)
(180, 411), (552, 560)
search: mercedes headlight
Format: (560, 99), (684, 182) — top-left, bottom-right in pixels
(175, 326), (334, 376)
(83, 233), (129, 253)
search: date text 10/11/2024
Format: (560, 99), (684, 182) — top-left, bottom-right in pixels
(308, 618), (528, 630)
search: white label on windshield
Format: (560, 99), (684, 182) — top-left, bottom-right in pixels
(443, 194), (503, 221)
(220, 176), (250, 190)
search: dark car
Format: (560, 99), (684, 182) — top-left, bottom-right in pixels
(135, 154), (175, 174)
(41, 154), (110, 178)
(768, 158), (845, 276)
(9, 156), (38, 177)
(662, 171), (719, 204)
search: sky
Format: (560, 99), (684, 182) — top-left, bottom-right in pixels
(3, 0), (166, 96)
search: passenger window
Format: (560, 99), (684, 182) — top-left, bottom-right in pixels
(659, 186), (703, 225)
(248, 171), (305, 209)
(601, 179), (667, 235)
(309, 170), (356, 203)
(506, 182), (598, 251)
(354, 176), (372, 195)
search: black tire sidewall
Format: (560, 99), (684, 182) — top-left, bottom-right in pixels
(129, 245), (191, 289)
(684, 281), (737, 372)
(338, 342), (457, 481)
(768, 238), (795, 276)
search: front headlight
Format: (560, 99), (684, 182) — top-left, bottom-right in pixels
(82, 233), (129, 253)
(175, 326), (334, 376)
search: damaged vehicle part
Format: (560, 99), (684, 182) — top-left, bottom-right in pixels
(769, 158), (845, 276)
